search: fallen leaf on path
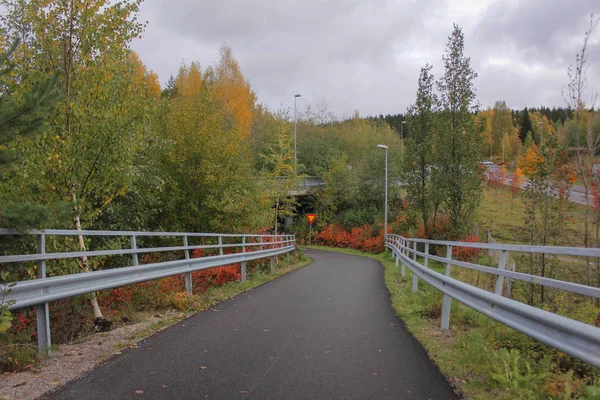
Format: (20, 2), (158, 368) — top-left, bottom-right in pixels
(200, 366), (208, 370)
(263, 329), (270, 332)
(162, 385), (168, 388)
(240, 391), (249, 394)
(135, 390), (144, 394)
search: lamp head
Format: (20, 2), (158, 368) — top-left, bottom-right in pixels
(294, 94), (301, 98)
(377, 144), (388, 150)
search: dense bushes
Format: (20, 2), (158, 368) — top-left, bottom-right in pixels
(315, 224), (385, 253)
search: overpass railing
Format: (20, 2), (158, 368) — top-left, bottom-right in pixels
(0, 229), (296, 353)
(385, 234), (600, 368)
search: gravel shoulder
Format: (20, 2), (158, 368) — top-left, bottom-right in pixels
(0, 313), (179, 400)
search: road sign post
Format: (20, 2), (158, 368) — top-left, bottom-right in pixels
(306, 213), (317, 245)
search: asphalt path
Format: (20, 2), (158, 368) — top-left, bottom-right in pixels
(47, 249), (456, 400)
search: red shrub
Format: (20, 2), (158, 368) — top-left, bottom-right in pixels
(315, 224), (384, 253)
(452, 235), (482, 262)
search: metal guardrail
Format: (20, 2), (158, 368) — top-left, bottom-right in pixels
(385, 234), (600, 368)
(0, 229), (296, 353)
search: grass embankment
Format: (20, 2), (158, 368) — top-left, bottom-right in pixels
(0, 251), (311, 373)
(477, 186), (587, 246)
(307, 245), (600, 399)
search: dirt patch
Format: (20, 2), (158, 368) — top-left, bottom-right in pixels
(0, 312), (179, 400)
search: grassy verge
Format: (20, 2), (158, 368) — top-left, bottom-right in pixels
(307, 245), (600, 399)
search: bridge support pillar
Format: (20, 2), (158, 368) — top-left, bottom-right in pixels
(441, 245), (453, 330)
(395, 256), (399, 268)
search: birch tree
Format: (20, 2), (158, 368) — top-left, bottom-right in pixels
(1, 0), (153, 326)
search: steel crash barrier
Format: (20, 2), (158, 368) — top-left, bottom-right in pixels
(0, 229), (296, 353)
(385, 234), (600, 369)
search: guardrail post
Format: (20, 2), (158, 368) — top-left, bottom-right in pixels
(411, 242), (418, 293)
(494, 250), (508, 296)
(260, 236), (263, 251)
(441, 245), (453, 330)
(130, 235), (138, 266)
(36, 233), (51, 355)
(401, 240), (406, 277)
(271, 256), (275, 273)
(424, 243), (429, 268)
(286, 236), (290, 262)
(184, 235), (192, 293)
(218, 235), (223, 256)
(241, 236), (247, 282)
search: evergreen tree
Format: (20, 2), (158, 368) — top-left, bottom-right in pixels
(519, 107), (533, 142)
(0, 40), (58, 166)
(161, 75), (178, 99)
(0, 39), (67, 229)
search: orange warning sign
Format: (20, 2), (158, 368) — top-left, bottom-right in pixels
(306, 213), (317, 225)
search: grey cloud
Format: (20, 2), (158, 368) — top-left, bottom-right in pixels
(473, 0), (599, 65)
(132, 0), (599, 116)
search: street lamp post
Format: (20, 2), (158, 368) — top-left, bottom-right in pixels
(377, 144), (389, 243)
(294, 94), (301, 175)
(538, 121), (543, 148)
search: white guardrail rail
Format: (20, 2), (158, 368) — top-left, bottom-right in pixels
(385, 234), (600, 369)
(0, 229), (296, 353)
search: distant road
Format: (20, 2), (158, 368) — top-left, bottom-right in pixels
(504, 174), (593, 205)
(48, 249), (456, 400)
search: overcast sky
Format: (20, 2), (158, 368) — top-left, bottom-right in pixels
(131, 0), (600, 118)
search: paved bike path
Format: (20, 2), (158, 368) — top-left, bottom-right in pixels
(48, 249), (456, 400)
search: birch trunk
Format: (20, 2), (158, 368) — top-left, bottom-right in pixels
(71, 189), (104, 320)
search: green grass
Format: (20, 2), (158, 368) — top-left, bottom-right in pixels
(476, 186), (588, 247)
(307, 245), (600, 399)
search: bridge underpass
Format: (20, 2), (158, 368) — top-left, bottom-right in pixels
(48, 249), (456, 400)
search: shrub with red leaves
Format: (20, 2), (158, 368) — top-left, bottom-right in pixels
(452, 235), (482, 262)
(315, 224), (384, 253)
